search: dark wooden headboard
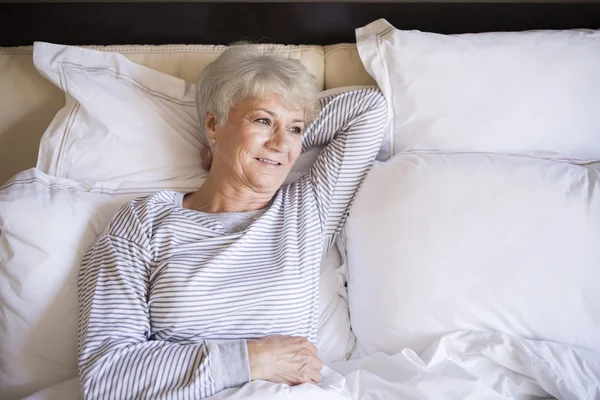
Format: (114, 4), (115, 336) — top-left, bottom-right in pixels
(1, 1), (600, 47)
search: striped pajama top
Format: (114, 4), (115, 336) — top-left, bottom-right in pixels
(78, 88), (387, 399)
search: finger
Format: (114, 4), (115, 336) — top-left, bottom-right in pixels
(202, 158), (211, 171)
(290, 336), (311, 348)
(306, 367), (322, 384)
(294, 337), (317, 352)
(200, 147), (209, 159)
(305, 340), (318, 356)
(309, 356), (324, 372)
(201, 148), (213, 170)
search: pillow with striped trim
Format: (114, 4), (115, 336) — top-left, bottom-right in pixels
(356, 19), (600, 159)
(33, 42), (207, 184)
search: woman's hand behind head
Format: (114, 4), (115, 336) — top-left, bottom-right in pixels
(201, 147), (213, 171)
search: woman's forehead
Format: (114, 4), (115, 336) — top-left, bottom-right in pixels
(236, 94), (305, 120)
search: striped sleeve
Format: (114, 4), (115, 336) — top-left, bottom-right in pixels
(77, 200), (250, 399)
(303, 87), (387, 244)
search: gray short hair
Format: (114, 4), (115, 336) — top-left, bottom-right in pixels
(195, 43), (320, 148)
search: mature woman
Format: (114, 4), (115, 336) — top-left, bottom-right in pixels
(78, 44), (387, 399)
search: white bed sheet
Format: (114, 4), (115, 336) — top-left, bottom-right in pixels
(23, 331), (600, 400)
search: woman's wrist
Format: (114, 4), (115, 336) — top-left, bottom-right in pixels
(246, 339), (264, 381)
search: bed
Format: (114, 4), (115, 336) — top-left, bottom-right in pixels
(1, 2), (600, 400)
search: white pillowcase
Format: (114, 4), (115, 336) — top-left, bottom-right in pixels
(0, 169), (353, 399)
(33, 42), (207, 183)
(345, 152), (600, 357)
(0, 170), (156, 399)
(356, 19), (600, 160)
(33, 43), (380, 185)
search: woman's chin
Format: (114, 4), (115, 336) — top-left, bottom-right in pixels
(251, 175), (286, 192)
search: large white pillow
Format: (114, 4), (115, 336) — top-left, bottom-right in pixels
(345, 152), (600, 357)
(356, 19), (600, 160)
(33, 42), (207, 183)
(0, 170), (159, 399)
(0, 169), (353, 399)
(32, 43), (370, 185)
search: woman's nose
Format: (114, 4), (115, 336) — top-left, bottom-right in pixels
(266, 127), (290, 153)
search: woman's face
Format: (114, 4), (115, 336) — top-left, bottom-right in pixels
(206, 93), (305, 193)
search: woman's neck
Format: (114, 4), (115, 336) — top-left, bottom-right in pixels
(183, 174), (274, 213)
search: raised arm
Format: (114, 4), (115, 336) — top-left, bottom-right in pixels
(77, 201), (249, 399)
(303, 87), (387, 245)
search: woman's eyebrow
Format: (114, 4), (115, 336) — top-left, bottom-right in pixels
(257, 108), (277, 117)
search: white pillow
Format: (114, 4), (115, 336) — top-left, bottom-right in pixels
(0, 169), (353, 399)
(33, 42), (207, 183)
(0, 170), (158, 399)
(345, 152), (600, 357)
(356, 19), (600, 160)
(32, 43), (367, 184)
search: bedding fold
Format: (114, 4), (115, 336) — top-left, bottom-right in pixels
(23, 331), (600, 400)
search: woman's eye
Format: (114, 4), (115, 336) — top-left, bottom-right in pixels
(256, 118), (271, 126)
(290, 127), (303, 135)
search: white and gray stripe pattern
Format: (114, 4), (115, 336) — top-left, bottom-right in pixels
(78, 87), (387, 399)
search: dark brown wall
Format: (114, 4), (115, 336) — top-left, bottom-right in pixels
(1, 2), (600, 47)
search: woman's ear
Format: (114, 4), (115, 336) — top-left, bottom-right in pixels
(205, 112), (218, 144)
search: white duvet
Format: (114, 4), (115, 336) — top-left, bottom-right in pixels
(24, 331), (600, 400)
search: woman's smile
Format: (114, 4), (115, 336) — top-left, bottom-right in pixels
(255, 157), (282, 166)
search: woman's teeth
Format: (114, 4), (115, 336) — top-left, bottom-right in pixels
(257, 158), (280, 165)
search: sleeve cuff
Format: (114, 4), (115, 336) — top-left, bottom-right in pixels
(208, 339), (251, 392)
